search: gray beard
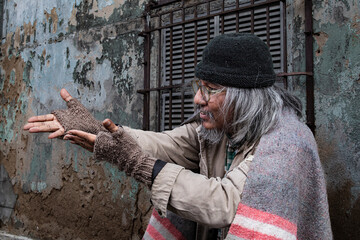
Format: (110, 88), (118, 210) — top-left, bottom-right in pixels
(198, 125), (225, 145)
(194, 105), (225, 145)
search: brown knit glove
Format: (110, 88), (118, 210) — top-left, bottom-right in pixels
(52, 98), (107, 135)
(94, 127), (156, 186)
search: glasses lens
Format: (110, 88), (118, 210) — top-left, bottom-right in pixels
(191, 80), (200, 94)
(192, 80), (211, 101)
(200, 85), (210, 101)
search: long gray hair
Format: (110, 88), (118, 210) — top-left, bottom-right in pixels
(222, 85), (302, 147)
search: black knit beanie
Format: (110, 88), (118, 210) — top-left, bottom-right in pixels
(195, 33), (276, 88)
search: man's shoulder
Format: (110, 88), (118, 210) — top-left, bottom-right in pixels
(251, 110), (321, 178)
(257, 110), (318, 159)
(271, 110), (315, 145)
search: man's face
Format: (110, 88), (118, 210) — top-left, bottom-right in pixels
(193, 80), (227, 130)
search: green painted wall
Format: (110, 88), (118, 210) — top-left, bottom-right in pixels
(313, 1), (360, 239)
(0, 0), (152, 239)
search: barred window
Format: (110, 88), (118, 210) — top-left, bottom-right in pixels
(141, 0), (287, 131)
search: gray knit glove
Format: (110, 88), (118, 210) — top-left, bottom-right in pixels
(94, 127), (156, 186)
(52, 98), (107, 135)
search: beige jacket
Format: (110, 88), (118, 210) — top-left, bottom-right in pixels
(125, 121), (253, 232)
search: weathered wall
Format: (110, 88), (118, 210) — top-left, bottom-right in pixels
(313, 0), (360, 239)
(1, 0), (360, 239)
(0, 0), (152, 239)
(288, 1), (360, 239)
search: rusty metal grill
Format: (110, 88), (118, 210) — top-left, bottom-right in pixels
(140, 0), (287, 131)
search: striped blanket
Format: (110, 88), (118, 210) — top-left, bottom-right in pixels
(226, 204), (297, 240)
(143, 204), (298, 240)
(143, 209), (188, 240)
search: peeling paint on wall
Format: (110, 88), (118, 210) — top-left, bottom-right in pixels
(0, 164), (18, 224)
(314, 32), (328, 57)
(313, 0), (360, 238)
(0, 31), (30, 144)
(44, 8), (59, 34)
(69, 0), (146, 32)
(1, 0), (149, 239)
(350, 14), (360, 36)
(1, 0), (360, 239)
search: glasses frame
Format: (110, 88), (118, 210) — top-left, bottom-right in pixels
(191, 79), (226, 102)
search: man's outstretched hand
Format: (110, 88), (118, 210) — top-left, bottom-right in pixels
(23, 89), (73, 139)
(63, 119), (119, 152)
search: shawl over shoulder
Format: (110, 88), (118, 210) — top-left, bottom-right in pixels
(226, 110), (332, 239)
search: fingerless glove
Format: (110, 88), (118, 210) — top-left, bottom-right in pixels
(52, 98), (107, 135)
(94, 127), (156, 187)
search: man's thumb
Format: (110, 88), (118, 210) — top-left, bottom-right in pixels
(60, 89), (73, 102)
(103, 119), (118, 133)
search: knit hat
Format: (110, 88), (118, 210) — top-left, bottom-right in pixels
(195, 33), (276, 88)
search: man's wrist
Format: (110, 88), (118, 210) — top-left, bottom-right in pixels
(152, 159), (167, 182)
(132, 156), (158, 187)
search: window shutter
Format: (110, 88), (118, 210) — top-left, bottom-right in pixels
(157, 1), (285, 130)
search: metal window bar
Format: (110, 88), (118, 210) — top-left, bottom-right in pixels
(251, 0), (255, 34)
(169, 12), (174, 129)
(139, 0), (316, 132)
(181, 7), (186, 123)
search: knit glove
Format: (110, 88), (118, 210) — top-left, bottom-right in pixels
(52, 98), (107, 135)
(94, 127), (157, 187)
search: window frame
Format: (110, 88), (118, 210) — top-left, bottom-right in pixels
(140, 0), (291, 131)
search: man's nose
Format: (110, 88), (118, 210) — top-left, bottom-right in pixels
(193, 89), (206, 106)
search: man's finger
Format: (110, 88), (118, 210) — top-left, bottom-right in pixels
(23, 122), (36, 130)
(24, 121), (53, 130)
(65, 135), (94, 152)
(64, 134), (85, 143)
(27, 114), (55, 123)
(28, 123), (60, 133)
(66, 130), (96, 142)
(60, 88), (73, 102)
(48, 129), (65, 139)
(103, 119), (118, 133)
(24, 122), (40, 130)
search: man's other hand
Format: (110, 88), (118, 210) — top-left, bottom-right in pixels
(23, 89), (73, 139)
(63, 119), (119, 152)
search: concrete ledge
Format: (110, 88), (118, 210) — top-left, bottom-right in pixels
(0, 231), (34, 240)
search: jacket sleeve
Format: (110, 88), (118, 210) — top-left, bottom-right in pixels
(123, 122), (200, 170)
(150, 154), (253, 228)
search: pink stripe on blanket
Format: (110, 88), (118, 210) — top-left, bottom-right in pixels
(146, 224), (167, 240)
(229, 224), (283, 240)
(233, 203), (297, 235)
(146, 209), (185, 240)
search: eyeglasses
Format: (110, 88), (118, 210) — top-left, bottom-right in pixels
(191, 79), (226, 102)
